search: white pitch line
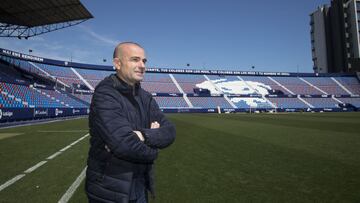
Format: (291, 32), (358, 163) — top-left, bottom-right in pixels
(0, 133), (89, 193)
(58, 166), (87, 203)
(69, 140), (80, 146)
(0, 174), (26, 192)
(59, 145), (72, 152)
(78, 136), (88, 141)
(24, 161), (47, 174)
(59, 133), (89, 152)
(47, 151), (62, 160)
(78, 133), (89, 140)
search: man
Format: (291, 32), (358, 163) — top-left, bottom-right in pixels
(85, 42), (176, 203)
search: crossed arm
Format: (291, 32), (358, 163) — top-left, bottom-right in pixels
(133, 121), (160, 141)
(92, 87), (175, 163)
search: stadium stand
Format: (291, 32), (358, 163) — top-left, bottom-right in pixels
(30, 62), (88, 88)
(206, 75), (255, 95)
(142, 73), (181, 93)
(154, 96), (189, 108)
(268, 97), (309, 109)
(230, 97), (273, 109)
(72, 93), (92, 105)
(188, 96), (233, 108)
(1, 47), (360, 123)
(142, 81), (181, 93)
(172, 74), (208, 93)
(38, 88), (88, 108)
(302, 97), (340, 108)
(0, 83), (25, 108)
(74, 68), (112, 89)
(239, 76), (291, 95)
(302, 77), (349, 95)
(271, 77), (323, 95)
(333, 77), (360, 95)
(336, 97), (360, 108)
(0, 0), (94, 124)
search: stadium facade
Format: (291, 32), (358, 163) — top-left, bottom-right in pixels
(310, 0), (360, 73)
(0, 47), (360, 123)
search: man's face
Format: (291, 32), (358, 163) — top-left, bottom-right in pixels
(114, 44), (147, 86)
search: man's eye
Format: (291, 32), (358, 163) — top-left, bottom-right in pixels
(132, 58), (139, 62)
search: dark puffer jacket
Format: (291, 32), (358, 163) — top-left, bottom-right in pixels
(85, 74), (176, 202)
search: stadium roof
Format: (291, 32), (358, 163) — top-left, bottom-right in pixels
(0, 0), (93, 38)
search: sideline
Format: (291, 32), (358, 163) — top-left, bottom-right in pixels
(58, 166), (87, 203)
(0, 133), (89, 192)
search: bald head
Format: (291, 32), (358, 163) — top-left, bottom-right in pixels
(113, 42), (144, 59)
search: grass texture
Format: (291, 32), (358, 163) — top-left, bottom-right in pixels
(0, 113), (359, 202)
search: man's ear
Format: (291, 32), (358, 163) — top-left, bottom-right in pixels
(113, 58), (121, 71)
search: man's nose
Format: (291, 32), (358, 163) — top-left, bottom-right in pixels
(139, 61), (146, 69)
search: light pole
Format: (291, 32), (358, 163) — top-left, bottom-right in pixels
(28, 49), (33, 71)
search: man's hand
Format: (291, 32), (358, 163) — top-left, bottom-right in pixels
(133, 130), (145, 141)
(151, 121), (160, 129)
(133, 122), (160, 142)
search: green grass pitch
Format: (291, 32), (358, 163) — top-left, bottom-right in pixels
(0, 113), (360, 202)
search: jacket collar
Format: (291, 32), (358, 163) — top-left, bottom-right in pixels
(111, 74), (140, 96)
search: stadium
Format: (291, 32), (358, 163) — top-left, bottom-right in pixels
(1, 47), (360, 118)
(1, 0), (360, 202)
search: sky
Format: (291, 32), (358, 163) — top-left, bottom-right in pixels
(0, 0), (330, 73)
